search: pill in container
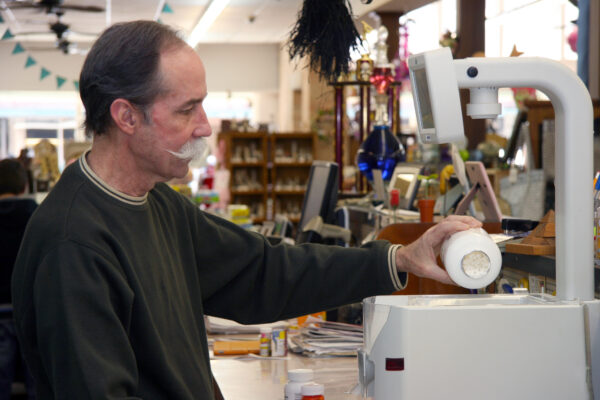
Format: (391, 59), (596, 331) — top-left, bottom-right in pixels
(440, 227), (502, 289)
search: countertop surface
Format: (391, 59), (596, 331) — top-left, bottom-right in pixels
(210, 342), (364, 400)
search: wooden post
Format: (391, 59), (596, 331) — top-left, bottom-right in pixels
(456, 0), (486, 149)
(335, 85), (344, 190)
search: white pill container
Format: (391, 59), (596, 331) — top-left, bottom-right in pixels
(440, 227), (502, 289)
(285, 369), (314, 400)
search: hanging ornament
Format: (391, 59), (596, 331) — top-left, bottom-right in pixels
(357, 26), (404, 182)
(288, 0), (362, 82)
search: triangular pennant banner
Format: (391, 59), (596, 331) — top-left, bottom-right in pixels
(56, 76), (66, 88)
(157, 18), (163, 24)
(73, 81), (79, 90)
(12, 43), (25, 54)
(1, 29), (14, 40)
(40, 67), (51, 80)
(162, 3), (173, 13)
(25, 56), (36, 68)
(0, 14), (5, 24)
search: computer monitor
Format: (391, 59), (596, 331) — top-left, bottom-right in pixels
(388, 165), (422, 210)
(297, 161), (339, 240)
(408, 47), (464, 144)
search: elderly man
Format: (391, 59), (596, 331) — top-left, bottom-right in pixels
(12, 21), (480, 399)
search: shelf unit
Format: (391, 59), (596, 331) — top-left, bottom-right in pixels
(220, 131), (316, 224)
(270, 132), (316, 223)
(220, 131), (268, 222)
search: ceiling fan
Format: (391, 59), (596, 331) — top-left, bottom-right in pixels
(27, 38), (89, 54)
(13, 17), (94, 54)
(3, 0), (104, 14)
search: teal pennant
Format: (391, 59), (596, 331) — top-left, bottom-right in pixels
(56, 76), (66, 88)
(1, 29), (14, 40)
(162, 3), (173, 13)
(25, 56), (36, 68)
(12, 43), (25, 54)
(40, 68), (51, 80)
(0, 14), (5, 24)
(73, 81), (79, 90)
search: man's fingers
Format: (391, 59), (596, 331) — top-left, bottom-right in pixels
(442, 215), (482, 228)
(396, 216), (481, 286)
(414, 263), (455, 286)
(426, 221), (473, 244)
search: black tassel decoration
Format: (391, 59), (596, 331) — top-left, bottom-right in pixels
(288, 0), (362, 82)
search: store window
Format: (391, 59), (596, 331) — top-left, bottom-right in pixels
(398, 0), (578, 139)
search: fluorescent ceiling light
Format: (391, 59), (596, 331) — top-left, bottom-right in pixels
(187, 0), (230, 48)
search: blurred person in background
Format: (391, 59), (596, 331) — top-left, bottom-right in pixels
(0, 158), (36, 400)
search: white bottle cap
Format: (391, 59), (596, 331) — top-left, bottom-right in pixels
(288, 369), (314, 382)
(260, 327), (272, 334)
(441, 228), (502, 289)
(301, 383), (324, 396)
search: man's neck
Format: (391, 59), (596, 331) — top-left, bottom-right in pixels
(86, 136), (156, 197)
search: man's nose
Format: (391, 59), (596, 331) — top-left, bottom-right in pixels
(193, 109), (212, 137)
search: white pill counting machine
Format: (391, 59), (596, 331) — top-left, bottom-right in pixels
(358, 47), (600, 400)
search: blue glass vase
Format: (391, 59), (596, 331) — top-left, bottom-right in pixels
(357, 125), (405, 182)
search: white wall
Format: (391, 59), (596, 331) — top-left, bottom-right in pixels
(196, 43), (280, 92)
(0, 42), (85, 91)
(0, 42), (280, 93)
(0, 41), (286, 131)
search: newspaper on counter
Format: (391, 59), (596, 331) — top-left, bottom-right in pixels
(205, 316), (288, 334)
(289, 316), (363, 357)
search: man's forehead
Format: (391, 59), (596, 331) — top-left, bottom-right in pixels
(157, 46), (206, 99)
(159, 45), (204, 71)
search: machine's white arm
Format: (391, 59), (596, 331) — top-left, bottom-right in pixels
(452, 57), (594, 300)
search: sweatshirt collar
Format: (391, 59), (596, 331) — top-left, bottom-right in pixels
(79, 150), (148, 206)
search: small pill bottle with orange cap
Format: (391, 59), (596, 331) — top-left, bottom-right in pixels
(285, 369), (314, 400)
(301, 382), (324, 400)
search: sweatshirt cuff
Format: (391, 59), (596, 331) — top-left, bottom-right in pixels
(387, 244), (408, 291)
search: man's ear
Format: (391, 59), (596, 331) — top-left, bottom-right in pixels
(109, 99), (142, 135)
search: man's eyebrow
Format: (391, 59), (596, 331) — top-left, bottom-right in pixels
(179, 97), (204, 108)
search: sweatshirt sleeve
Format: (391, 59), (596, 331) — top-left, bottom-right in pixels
(31, 241), (140, 399)
(196, 212), (406, 324)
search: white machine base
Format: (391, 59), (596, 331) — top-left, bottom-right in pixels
(359, 294), (599, 400)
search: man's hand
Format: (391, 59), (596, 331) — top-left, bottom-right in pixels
(395, 215), (482, 285)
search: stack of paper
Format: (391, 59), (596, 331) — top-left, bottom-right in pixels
(290, 316), (363, 357)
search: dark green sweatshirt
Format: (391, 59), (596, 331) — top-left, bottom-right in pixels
(12, 154), (405, 399)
